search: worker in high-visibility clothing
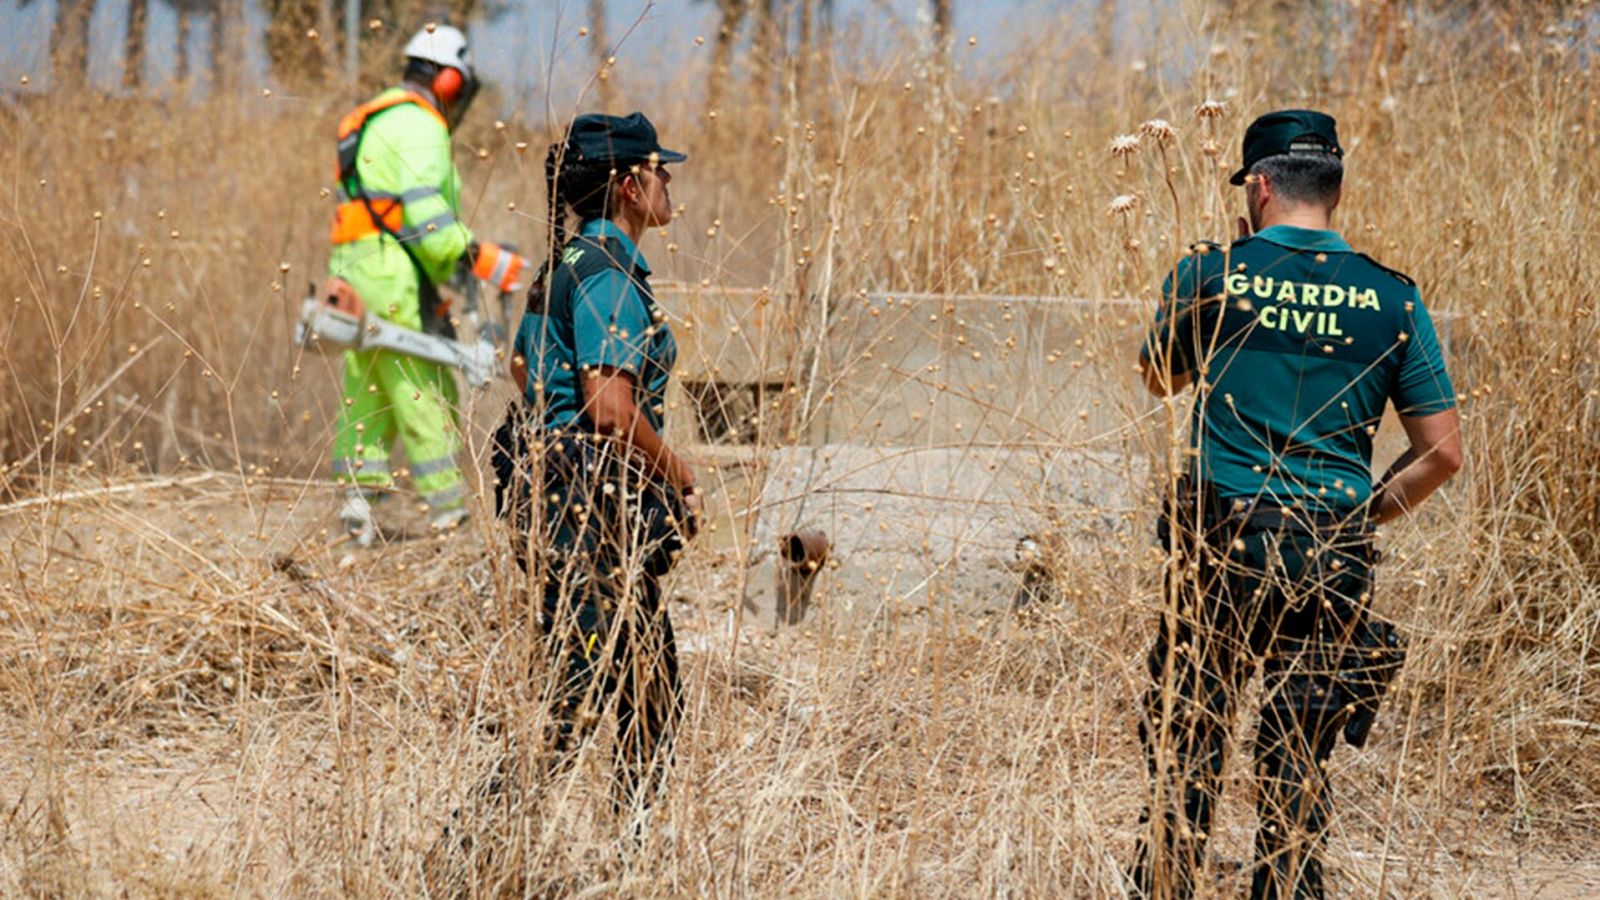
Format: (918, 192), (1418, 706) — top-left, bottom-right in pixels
(326, 24), (528, 545)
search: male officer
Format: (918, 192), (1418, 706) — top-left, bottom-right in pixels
(327, 24), (529, 544)
(1132, 110), (1462, 898)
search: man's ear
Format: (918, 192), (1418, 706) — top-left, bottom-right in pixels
(1328, 186), (1343, 212)
(1251, 171), (1272, 206)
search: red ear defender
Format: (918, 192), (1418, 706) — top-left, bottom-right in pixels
(433, 66), (464, 104)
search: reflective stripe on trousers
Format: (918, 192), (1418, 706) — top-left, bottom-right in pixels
(332, 347), (462, 501)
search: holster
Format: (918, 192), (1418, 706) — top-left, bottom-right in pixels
(489, 401), (696, 579)
(1335, 616), (1406, 747)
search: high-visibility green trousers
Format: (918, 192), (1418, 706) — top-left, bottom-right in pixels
(331, 347), (465, 512)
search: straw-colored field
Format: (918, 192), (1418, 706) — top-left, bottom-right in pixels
(2, 1), (1598, 896)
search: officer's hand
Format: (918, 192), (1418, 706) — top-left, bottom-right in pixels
(470, 241), (532, 294)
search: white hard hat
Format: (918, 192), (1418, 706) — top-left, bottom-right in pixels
(403, 24), (474, 80)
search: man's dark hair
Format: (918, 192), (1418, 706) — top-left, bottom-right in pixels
(1249, 152), (1344, 206)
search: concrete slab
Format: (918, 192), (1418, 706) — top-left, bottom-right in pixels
(743, 443), (1147, 628)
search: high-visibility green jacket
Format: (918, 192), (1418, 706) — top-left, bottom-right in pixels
(328, 87), (474, 331)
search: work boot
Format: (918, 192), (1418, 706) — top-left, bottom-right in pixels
(339, 488), (380, 547)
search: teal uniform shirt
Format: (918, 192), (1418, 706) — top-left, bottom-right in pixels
(1142, 225), (1455, 513)
(514, 218), (678, 434)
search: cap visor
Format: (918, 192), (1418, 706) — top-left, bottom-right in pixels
(1228, 167), (1248, 186)
(656, 148), (687, 164)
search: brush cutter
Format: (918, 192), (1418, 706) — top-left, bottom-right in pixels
(295, 266), (511, 388)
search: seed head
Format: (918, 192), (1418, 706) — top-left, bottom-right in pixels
(1109, 134), (1142, 157)
(1195, 99), (1228, 119)
(1139, 119), (1176, 144)
(1107, 193), (1139, 215)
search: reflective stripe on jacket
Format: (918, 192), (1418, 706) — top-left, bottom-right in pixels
(327, 87), (474, 330)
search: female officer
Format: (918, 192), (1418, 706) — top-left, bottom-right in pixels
(497, 112), (699, 819)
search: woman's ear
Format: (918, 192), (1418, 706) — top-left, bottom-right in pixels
(620, 172), (641, 208)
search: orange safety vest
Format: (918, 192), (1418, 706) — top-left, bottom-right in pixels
(329, 91), (450, 246)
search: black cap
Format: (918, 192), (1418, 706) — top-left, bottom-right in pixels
(1229, 109), (1342, 186)
(564, 112), (687, 166)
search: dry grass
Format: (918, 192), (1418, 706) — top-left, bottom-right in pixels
(2, 1), (1598, 896)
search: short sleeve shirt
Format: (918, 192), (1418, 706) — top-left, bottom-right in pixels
(1141, 225), (1455, 513)
(514, 219), (678, 433)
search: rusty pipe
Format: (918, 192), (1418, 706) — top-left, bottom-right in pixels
(775, 529), (829, 627)
(780, 529), (830, 572)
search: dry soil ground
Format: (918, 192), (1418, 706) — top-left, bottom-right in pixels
(1, 472), (1597, 897)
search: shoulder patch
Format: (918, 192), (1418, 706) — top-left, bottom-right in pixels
(560, 236), (625, 275)
(1355, 252), (1416, 287)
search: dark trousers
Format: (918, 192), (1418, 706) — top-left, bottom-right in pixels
(1134, 520), (1373, 900)
(496, 426), (687, 815)
(539, 557), (681, 813)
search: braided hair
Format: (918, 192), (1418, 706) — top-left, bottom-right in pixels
(524, 141), (643, 307)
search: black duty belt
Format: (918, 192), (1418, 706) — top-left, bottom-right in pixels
(1229, 506), (1369, 535)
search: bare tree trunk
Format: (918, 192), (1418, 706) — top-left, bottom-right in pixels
(707, 0), (748, 113)
(1095, 0), (1115, 58)
(50, 0), (94, 94)
(210, 7), (225, 91)
(212, 0), (247, 97)
(1359, 0), (1407, 93)
(930, 0), (953, 61)
(176, 10), (192, 83)
(749, 0), (780, 109)
(124, 0), (148, 89)
(795, 0), (814, 110)
(796, 0), (819, 109)
(589, 0), (617, 111)
(316, 0), (345, 83)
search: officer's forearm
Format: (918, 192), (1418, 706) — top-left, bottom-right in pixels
(583, 371), (695, 491)
(614, 412), (695, 492)
(1139, 347), (1190, 392)
(1371, 450), (1458, 525)
(1138, 300), (1204, 396)
(1137, 353), (1192, 396)
(1372, 408), (1464, 524)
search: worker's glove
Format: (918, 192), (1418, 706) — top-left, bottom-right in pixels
(469, 241), (530, 295)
